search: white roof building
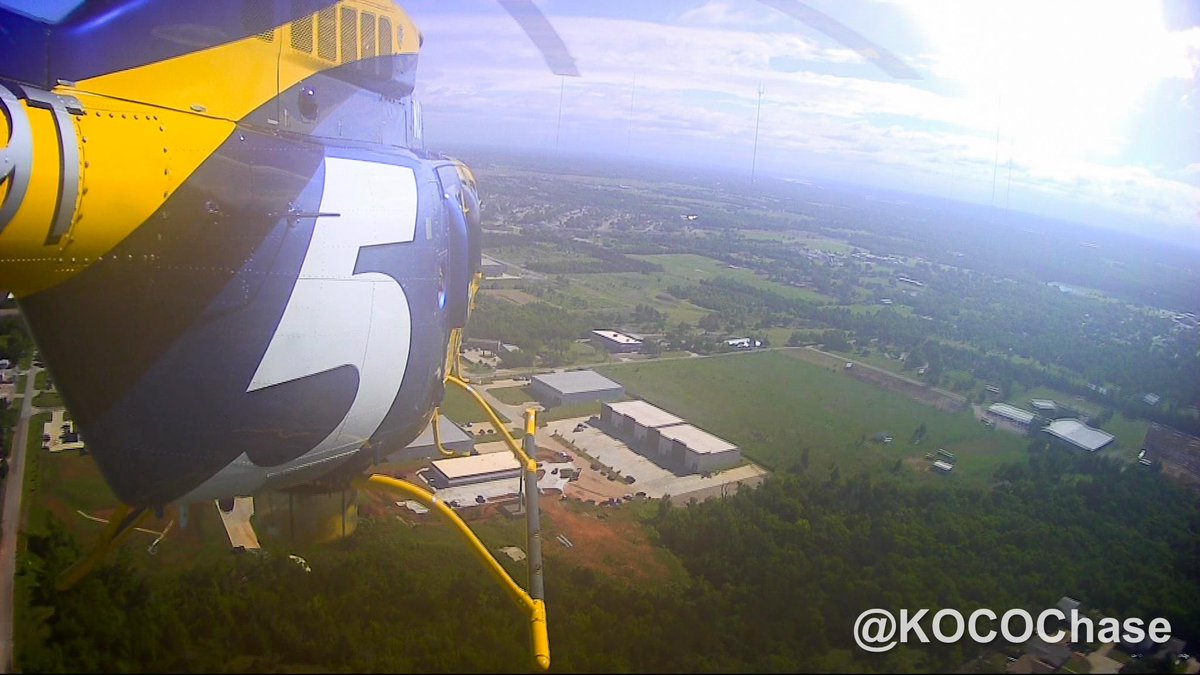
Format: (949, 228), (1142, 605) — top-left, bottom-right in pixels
(1043, 419), (1115, 452)
(987, 403), (1036, 426)
(429, 452), (522, 488)
(604, 400), (684, 429)
(656, 424), (738, 455)
(592, 330), (642, 345)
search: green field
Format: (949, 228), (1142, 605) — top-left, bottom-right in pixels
(31, 392), (62, 409)
(599, 350), (1029, 484)
(489, 385), (534, 405)
(540, 401), (604, 423)
(440, 386), (509, 425)
(630, 253), (832, 304)
(548, 271), (709, 324)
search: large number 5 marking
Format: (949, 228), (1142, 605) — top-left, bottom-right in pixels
(249, 157), (416, 464)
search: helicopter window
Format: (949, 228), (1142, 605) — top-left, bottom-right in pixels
(361, 12), (377, 63)
(316, 6), (336, 61)
(340, 7), (357, 63)
(290, 13), (313, 54)
(0, 0), (82, 23)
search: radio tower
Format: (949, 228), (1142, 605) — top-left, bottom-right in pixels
(751, 81), (764, 185)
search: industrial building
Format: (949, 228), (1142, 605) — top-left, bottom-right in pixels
(387, 416), (475, 462)
(986, 403), (1036, 428)
(590, 329), (643, 353)
(1029, 399), (1058, 413)
(599, 399), (741, 474)
(480, 255), (508, 278)
(1043, 419), (1115, 452)
(428, 452), (522, 489)
(530, 370), (624, 408)
(601, 400), (684, 445)
(654, 423), (741, 474)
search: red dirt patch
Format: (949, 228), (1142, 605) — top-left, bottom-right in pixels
(539, 498), (672, 585)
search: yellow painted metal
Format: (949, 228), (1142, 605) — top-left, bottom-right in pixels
(0, 1), (424, 297)
(78, 2), (417, 124)
(0, 94), (235, 296)
(444, 375), (536, 473)
(352, 474), (550, 671)
(525, 407), (537, 436)
(56, 505), (152, 591)
(430, 407), (462, 458)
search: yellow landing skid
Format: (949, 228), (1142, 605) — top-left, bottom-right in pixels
(360, 373), (550, 671)
(57, 504), (152, 591)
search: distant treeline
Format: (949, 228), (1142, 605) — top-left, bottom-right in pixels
(17, 451), (1200, 672)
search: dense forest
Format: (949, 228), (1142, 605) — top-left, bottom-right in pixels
(18, 451), (1200, 672)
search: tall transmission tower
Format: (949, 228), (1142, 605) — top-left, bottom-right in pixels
(751, 81), (764, 185)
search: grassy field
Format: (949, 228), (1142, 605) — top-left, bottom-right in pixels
(441, 386), (509, 425)
(540, 401), (604, 423)
(489, 385), (534, 405)
(31, 392), (62, 409)
(33, 370), (48, 390)
(522, 252), (836, 326)
(550, 271), (709, 324)
(630, 253), (832, 303)
(599, 350), (1029, 484)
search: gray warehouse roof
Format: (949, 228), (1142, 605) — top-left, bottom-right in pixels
(657, 424), (738, 455)
(532, 370), (623, 395)
(406, 416), (472, 448)
(988, 403), (1036, 425)
(606, 400), (683, 428)
(1044, 419), (1114, 452)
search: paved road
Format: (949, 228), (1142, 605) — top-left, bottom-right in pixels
(0, 367), (38, 673)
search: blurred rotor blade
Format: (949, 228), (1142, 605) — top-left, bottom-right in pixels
(497, 0), (580, 77)
(756, 0), (921, 80)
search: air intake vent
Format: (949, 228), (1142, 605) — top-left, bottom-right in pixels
(291, 15), (313, 53)
(317, 7), (336, 61)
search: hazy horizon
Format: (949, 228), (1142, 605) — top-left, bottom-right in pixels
(405, 1), (1200, 246)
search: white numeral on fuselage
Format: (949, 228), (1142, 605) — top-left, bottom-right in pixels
(249, 157), (416, 463)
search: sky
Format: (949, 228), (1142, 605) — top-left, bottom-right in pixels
(401, 0), (1200, 242)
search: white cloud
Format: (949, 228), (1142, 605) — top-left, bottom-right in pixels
(410, 3), (1200, 231)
